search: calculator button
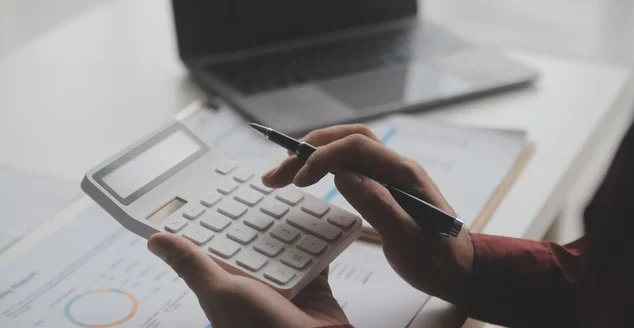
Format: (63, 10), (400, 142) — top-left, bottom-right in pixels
(200, 194), (222, 207)
(236, 250), (268, 272)
(165, 217), (188, 233)
(217, 200), (248, 219)
(275, 188), (304, 206)
(215, 162), (236, 175)
(217, 179), (239, 195)
(300, 200), (330, 218)
(182, 225), (215, 246)
(233, 168), (254, 183)
(250, 180), (273, 194)
(270, 223), (300, 243)
(233, 189), (264, 207)
(244, 215), (274, 231)
(182, 205), (206, 220)
(227, 226), (258, 245)
(297, 235), (327, 255)
(327, 214), (356, 230)
(200, 213), (232, 232)
(208, 239), (241, 259)
(264, 263), (296, 285)
(260, 199), (289, 219)
(281, 249), (312, 270)
(287, 213), (342, 241)
(254, 236), (285, 257)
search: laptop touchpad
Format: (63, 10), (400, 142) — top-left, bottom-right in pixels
(317, 64), (472, 112)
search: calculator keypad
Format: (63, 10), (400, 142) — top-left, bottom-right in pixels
(217, 200), (248, 219)
(260, 199), (289, 218)
(270, 223), (300, 243)
(326, 214), (356, 230)
(234, 189), (264, 206)
(301, 200), (330, 218)
(287, 212), (342, 241)
(200, 194), (222, 207)
(200, 213), (232, 232)
(232, 168), (255, 183)
(165, 217), (188, 233)
(281, 249), (312, 270)
(236, 250), (268, 272)
(217, 179), (239, 195)
(264, 263), (296, 285)
(182, 225), (215, 245)
(215, 163), (236, 175)
(254, 236), (285, 257)
(275, 188), (304, 206)
(182, 204), (206, 220)
(227, 226), (258, 245)
(208, 238), (241, 258)
(159, 161), (361, 294)
(250, 180), (273, 194)
(244, 215), (274, 231)
(297, 235), (328, 255)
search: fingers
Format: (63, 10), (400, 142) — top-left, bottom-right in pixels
(292, 268), (336, 314)
(293, 134), (420, 192)
(265, 124), (380, 187)
(334, 171), (411, 242)
(148, 233), (229, 295)
(302, 124), (380, 146)
(262, 156), (304, 188)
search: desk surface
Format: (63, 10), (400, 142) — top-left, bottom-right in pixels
(0, 0), (633, 327)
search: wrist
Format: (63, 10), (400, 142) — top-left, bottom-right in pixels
(429, 229), (475, 307)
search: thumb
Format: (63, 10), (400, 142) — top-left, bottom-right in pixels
(334, 171), (409, 242)
(148, 233), (229, 294)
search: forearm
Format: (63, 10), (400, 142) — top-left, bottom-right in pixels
(458, 234), (584, 327)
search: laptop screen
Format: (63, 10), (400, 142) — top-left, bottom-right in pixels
(172, 0), (417, 60)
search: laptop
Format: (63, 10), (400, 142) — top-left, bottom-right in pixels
(172, 0), (538, 136)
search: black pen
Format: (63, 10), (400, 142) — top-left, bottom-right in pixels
(248, 123), (463, 238)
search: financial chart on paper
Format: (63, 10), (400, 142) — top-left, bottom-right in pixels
(0, 207), (210, 328)
(0, 206), (426, 328)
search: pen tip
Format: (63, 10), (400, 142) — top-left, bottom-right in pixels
(248, 122), (270, 136)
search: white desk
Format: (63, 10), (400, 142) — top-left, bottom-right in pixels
(1, 0), (633, 327)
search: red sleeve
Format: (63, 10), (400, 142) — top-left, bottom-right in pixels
(461, 233), (584, 327)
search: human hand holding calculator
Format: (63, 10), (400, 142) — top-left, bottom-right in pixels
(81, 122), (363, 300)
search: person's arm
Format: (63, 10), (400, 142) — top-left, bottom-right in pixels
(461, 234), (584, 327)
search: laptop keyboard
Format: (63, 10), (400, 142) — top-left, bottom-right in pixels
(205, 24), (466, 95)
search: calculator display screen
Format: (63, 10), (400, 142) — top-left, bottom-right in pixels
(94, 125), (208, 205)
(147, 197), (187, 224)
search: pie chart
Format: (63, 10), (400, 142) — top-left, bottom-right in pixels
(64, 289), (138, 327)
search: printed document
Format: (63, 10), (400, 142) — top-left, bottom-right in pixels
(0, 205), (427, 328)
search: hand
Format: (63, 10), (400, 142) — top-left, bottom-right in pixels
(147, 233), (348, 328)
(262, 124), (475, 305)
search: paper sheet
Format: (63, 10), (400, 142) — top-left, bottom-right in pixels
(0, 205), (428, 328)
(182, 106), (527, 230)
(0, 166), (79, 252)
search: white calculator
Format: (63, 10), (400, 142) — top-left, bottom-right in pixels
(81, 122), (363, 299)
